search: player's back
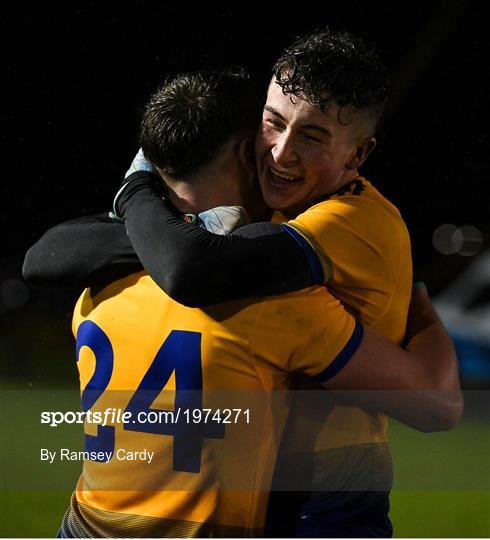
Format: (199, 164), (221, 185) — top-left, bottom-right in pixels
(60, 272), (356, 537)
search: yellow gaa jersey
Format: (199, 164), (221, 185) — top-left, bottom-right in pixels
(60, 273), (360, 538)
(274, 175), (412, 493)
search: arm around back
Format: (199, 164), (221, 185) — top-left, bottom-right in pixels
(118, 172), (326, 306)
(323, 286), (463, 432)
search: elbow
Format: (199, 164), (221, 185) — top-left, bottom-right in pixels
(418, 390), (464, 433)
(436, 390), (464, 432)
(23, 241), (72, 288)
(22, 245), (44, 286)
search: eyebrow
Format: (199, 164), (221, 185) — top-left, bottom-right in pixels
(264, 105), (331, 136)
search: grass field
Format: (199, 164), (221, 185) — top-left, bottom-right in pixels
(0, 387), (488, 537)
(388, 415), (490, 537)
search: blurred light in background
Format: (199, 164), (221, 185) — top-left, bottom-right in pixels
(433, 224), (483, 256)
(433, 224), (463, 254)
(458, 225), (483, 257)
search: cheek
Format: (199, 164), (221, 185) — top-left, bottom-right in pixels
(301, 148), (332, 177)
(255, 125), (275, 156)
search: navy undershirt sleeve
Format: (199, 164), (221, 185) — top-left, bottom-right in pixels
(314, 322), (364, 382)
(117, 172), (324, 306)
(23, 172), (325, 304)
(22, 213), (143, 288)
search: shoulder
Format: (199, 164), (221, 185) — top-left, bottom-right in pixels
(253, 286), (351, 341)
(72, 272), (151, 332)
(259, 285), (340, 313)
(291, 176), (410, 247)
(311, 177), (403, 222)
(251, 287), (357, 376)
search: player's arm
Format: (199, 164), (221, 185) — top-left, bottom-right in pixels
(115, 172), (327, 307)
(22, 213), (143, 287)
(322, 286), (463, 432)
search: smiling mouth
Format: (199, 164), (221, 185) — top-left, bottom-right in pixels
(269, 168), (303, 187)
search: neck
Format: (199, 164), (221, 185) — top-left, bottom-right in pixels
(163, 169), (247, 215)
(333, 169), (360, 196)
(159, 138), (269, 218)
(166, 182), (206, 214)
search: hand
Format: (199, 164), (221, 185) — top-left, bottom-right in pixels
(198, 206), (250, 235)
(109, 149), (160, 222)
(124, 148), (156, 178)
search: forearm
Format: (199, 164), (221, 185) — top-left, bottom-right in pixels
(336, 386), (462, 433)
(23, 215), (143, 288)
(406, 321), (461, 391)
(398, 320), (463, 430)
(373, 286), (462, 430)
(326, 298), (463, 432)
(338, 328), (462, 431)
(119, 173), (323, 306)
(358, 327), (461, 430)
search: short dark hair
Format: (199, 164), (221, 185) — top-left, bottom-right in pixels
(273, 28), (389, 130)
(140, 68), (262, 178)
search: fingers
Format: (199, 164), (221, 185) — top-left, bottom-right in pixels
(412, 281), (429, 300)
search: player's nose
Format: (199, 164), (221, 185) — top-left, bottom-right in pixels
(271, 132), (299, 167)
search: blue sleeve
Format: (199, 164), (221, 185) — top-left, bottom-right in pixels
(314, 322), (364, 382)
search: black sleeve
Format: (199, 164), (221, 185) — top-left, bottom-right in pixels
(22, 213), (143, 288)
(117, 172), (326, 307)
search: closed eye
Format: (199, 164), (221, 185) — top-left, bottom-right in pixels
(304, 134), (322, 143)
(265, 118), (283, 127)
(265, 118), (285, 130)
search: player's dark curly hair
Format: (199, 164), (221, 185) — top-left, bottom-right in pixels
(140, 68), (262, 178)
(273, 28), (389, 130)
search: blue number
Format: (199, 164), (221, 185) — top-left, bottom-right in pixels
(75, 325), (225, 472)
(124, 330), (225, 473)
(76, 320), (115, 462)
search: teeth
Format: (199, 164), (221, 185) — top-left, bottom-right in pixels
(271, 169), (300, 181)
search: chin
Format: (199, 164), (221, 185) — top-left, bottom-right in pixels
(262, 191), (286, 212)
(262, 185), (305, 216)
(266, 199), (297, 219)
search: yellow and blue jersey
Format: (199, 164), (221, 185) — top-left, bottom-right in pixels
(60, 274), (360, 537)
(268, 175), (412, 533)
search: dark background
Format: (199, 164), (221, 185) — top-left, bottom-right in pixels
(1, 0), (488, 384)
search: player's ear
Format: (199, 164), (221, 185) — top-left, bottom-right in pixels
(237, 136), (256, 174)
(346, 137), (377, 170)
